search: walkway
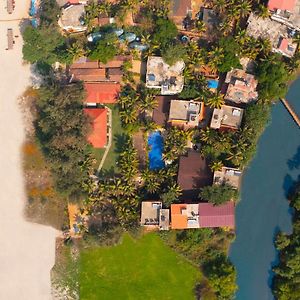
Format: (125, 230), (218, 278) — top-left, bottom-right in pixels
(280, 98), (300, 127)
(96, 106), (112, 175)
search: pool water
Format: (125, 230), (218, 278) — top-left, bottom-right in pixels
(148, 131), (165, 170)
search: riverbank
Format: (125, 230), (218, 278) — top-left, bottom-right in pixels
(230, 77), (300, 299)
(0, 2), (58, 299)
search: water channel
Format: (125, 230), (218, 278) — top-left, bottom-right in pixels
(230, 78), (300, 300)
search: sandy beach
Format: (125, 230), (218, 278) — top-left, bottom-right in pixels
(0, 1), (58, 299)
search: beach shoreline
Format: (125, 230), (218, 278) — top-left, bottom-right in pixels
(0, 1), (58, 299)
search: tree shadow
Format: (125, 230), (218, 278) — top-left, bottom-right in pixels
(282, 174), (296, 198)
(287, 146), (300, 171)
(114, 133), (130, 154)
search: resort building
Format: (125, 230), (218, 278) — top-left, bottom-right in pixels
(171, 204), (200, 229)
(267, 0), (300, 30)
(213, 167), (242, 189)
(146, 56), (185, 95)
(84, 108), (107, 148)
(58, 3), (87, 32)
(246, 13), (297, 58)
(198, 202), (235, 229)
(177, 150), (213, 200)
(170, 202), (235, 229)
(70, 56), (130, 83)
(84, 82), (121, 105)
(210, 105), (244, 131)
(168, 100), (204, 129)
(140, 201), (170, 231)
(224, 69), (258, 104)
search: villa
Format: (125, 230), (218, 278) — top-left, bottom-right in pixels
(224, 69), (258, 104)
(140, 201), (170, 231)
(210, 105), (244, 131)
(171, 203), (200, 229)
(58, 3), (87, 32)
(84, 108), (108, 148)
(198, 202), (235, 229)
(152, 96), (172, 126)
(177, 150), (213, 200)
(213, 167), (242, 189)
(168, 100), (204, 129)
(268, 0), (300, 30)
(84, 82), (121, 105)
(246, 13), (297, 58)
(146, 56), (185, 95)
(171, 202), (235, 229)
(70, 56), (129, 83)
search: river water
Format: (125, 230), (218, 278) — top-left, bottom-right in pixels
(229, 78), (300, 300)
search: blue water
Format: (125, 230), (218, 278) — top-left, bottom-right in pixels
(148, 131), (165, 170)
(230, 78), (300, 300)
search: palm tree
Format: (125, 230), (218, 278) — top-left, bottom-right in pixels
(210, 160), (223, 172)
(257, 4), (270, 19)
(139, 94), (158, 112)
(207, 93), (225, 109)
(68, 41), (86, 62)
(208, 47), (224, 70)
(194, 20), (206, 35)
(212, 0), (227, 14)
(237, 1), (252, 19)
(120, 107), (138, 124)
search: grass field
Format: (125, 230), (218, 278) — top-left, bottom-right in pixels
(79, 233), (201, 300)
(92, 104), (126, 176)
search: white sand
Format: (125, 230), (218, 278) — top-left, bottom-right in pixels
(0, 2), (58, 299)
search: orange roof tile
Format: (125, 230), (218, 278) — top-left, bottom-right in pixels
(171, 204), (188, 229)
(84, 108), (107, 148)
(84, 82), (121, 104)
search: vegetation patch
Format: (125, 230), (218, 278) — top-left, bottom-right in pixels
(79, 233), (202, 300)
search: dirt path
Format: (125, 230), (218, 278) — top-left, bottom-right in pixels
(0, 1), (58, 299)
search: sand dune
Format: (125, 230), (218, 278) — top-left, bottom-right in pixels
(0, 1), (58, 299)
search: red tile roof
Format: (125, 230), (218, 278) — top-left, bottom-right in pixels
(268, 0), (296, 11)
(84, 82), (121, 104)
(170, 0), (192, 17)
(279, 38), (289, 51)
(70, 57), (99, 69)
(199, 201), (235, 228)
(70, 68), (106, 82)
(99, 56), (130, 68)
(84, 108), (107, 148)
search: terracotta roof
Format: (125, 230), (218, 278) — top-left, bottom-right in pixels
(70, 68), (106, 82)
(84, 82), (121, 104)
(84, 108), (107, 148)
(171, 204), (188, 229)
(268, 0), (296, 11)
(107, 68), (123, 82)
(177, 151), (213, 200)
(199, 201), (235, 228)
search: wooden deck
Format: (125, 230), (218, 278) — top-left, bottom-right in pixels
(280, 98), (300, 128)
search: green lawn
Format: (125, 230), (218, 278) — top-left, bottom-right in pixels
(92, 105), (126, 176)
(79, 233), (202, 300)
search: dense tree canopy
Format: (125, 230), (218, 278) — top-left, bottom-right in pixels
(272, 183), (300, 300)
(200, 184), (239, 205)
(35, 83), (91, 200)
(152, 18), (178, 49)
(88, 33), (118, 63)
(256, 54), (289, 101)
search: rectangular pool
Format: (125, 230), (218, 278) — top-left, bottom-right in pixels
(148, 131), (165, 170)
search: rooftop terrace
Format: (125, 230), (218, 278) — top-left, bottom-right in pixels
(146, 56), (185, 95)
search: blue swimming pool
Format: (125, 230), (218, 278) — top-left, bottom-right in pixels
(148, 131), (164, 170)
